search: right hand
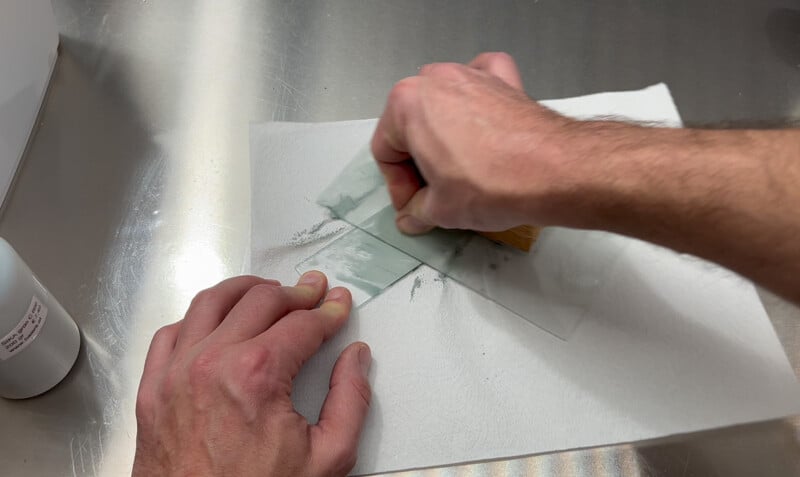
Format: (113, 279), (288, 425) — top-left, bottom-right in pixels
(370, 52), (579, 234)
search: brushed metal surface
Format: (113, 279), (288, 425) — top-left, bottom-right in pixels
(0, 1), (798, 475)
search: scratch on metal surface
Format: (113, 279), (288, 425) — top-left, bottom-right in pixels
(275, 76), (308, 99)
(70, 431), (102, 477)
(277, 80), (310, 116)
(70, 437), (77, 477)
(265, 49), (311, 119)
(78, 436), (85, 474)
(70, 150), (168, 477)
(97, 428), (105, 467)
(681, 450), (691, 476)
(90, 436), (98, 476)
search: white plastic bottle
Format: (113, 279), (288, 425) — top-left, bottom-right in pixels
(0, 238), (80, 399)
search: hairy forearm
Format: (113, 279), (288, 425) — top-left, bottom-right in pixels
(557, 123), (800, 302)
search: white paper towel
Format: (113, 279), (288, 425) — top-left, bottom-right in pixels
(250, 84), (800, 475)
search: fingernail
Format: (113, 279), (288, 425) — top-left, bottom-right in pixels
(326, 287), (350, 303)
(358, 344), (372, 376)
(397, 215), (431, 235)
(298, 270), (323, 287)
(321, 288), (350, 316)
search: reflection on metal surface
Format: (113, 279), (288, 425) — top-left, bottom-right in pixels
(0, 0), (798, 475)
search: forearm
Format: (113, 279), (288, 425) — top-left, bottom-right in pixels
(556, 123), (800, 302)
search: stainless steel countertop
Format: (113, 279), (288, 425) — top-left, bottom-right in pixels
(1, 1), (799, 475)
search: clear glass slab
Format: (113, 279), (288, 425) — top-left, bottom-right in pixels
(309, 146), (627, 339)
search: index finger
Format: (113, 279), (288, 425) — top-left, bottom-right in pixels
(210, 271), (328, 344)
(371, 76), (425, 211)
(371, 76), (419, 165)
(175, 276), (280, 353)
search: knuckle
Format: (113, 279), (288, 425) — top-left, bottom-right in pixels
(230, 346), (283, 393)
(485, 51), (513, 65)
(423, 197), (454, 228)
(424, 62), (464, 80)
(189, 288), (222, 310)
(236, 347), (270, 374)
(267, 314), (305, 342)
(135, 385), (156, 422)
(388, 77), (419, 106)
(248, 283), (284, 304)
(418, 62), (436, 75)
(153, 322), (178, 343)
(187, 348), (221, 387)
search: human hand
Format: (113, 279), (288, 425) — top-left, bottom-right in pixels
(371, 52), (581, 234)
(132, 272), (371, 477)
(375, 54), (800, 304)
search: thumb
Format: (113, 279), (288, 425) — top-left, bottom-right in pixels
(310, 343), (372, 476)
(396, 187), (436, 235)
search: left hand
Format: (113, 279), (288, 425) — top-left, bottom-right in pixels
(132, 271), (372, 477)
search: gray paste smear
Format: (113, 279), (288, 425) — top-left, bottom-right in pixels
(318, 145), (385, 219)
(409, 275), (423, 301)
(289, 217), (347, 247)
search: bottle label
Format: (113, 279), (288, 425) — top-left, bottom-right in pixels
(0, 297), (48, 361)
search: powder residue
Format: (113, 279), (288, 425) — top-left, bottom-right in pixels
(289, 217), (346, 246)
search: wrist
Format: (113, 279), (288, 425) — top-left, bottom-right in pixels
(522, 119), (649, 230)
(535, 120), (718, 234)
(550, 122), (774, 249)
